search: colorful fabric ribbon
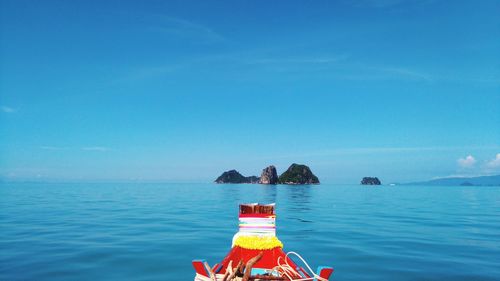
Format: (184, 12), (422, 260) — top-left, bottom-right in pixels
(239, 216), (276, 235)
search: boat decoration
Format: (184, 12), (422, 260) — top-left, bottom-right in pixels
(192, 203), (334, 281)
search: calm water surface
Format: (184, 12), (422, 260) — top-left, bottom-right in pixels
(1, 183), (499, 280)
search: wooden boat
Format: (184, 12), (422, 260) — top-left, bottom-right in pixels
(192, 203), (333, 281)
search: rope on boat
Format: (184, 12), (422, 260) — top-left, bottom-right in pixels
(273, 251), (328, 281)
(194, 273), (227, 281)
(194, 251), (327, 281)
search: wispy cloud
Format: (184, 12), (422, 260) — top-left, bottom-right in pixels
(40, 146), (110, 152)
(349, 0), (406, 8)
(245, 55), (431, 81)
(40, 146), (69, 151)
(260, 146), (500, 160)
(247, 55), (350, 65)
(335, 64), (433, 82)
(1, 106), (16, 113)
(145, 15), (225, 43)
(82, 146), (109, 152)
(374, 66), (432, 81)
(109, 15), (225, 83)
(348, 0), (435, 8)
(457, 155), (476, 168)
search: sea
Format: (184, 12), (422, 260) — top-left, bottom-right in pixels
(1, 182), (499, 281)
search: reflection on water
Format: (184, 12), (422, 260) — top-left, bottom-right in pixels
(283, 184), (313, 210)
(280, 185), (314, 227)
(261, 185), (277, 205)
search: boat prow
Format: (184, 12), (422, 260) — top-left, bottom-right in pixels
(192, 203), (334, 280)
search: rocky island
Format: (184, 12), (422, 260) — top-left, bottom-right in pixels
(361, 177), (381, 185)
(215, 170), (259, 184)
(278, 163), (320, 184)
(259, 165), (279, 184)
(215, 164), (320, 185)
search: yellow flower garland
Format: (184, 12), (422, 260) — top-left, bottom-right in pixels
(233, 235), (284, 250)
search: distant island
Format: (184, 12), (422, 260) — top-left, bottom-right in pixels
(361, 177), (381, 185)
(215, 163), (319, 185)
(214, 170), (259, 184)
(407, 175), (500, 186)
(278, 163), (319, 184)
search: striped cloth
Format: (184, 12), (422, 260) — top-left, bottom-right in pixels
(238, 214), (276, 235)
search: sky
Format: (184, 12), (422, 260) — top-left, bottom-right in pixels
(0, 0), (499, 184)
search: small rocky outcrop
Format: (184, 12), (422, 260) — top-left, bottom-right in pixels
(215, 170), (259, 184)
(361, 177), (381, 185)
(246, 176), (260, 184)
(278, 163), (320, 184)
(259, 165), (279, 185)
(460, 181), (474, 186)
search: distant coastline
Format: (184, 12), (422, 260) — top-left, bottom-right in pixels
(405, 175), (500, 186)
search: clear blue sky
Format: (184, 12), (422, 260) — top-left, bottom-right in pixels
(1, 0), (499, 183)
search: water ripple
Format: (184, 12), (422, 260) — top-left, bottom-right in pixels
(1, 183), (499, 280)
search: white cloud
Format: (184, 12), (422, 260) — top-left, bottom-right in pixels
(1, 106), (16, 113)
(457, 155), (476, 168)
(485, 153), (500, 169)
(82, 146), (109, 152)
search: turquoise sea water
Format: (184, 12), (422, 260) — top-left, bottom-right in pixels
(1, 183), (499, 281)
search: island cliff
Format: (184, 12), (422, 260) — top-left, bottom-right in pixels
(215, 170), (259, 184)
(259, 165), (279, 184)
(278, 163), (319, 184)
(361, 177), (381, 185)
